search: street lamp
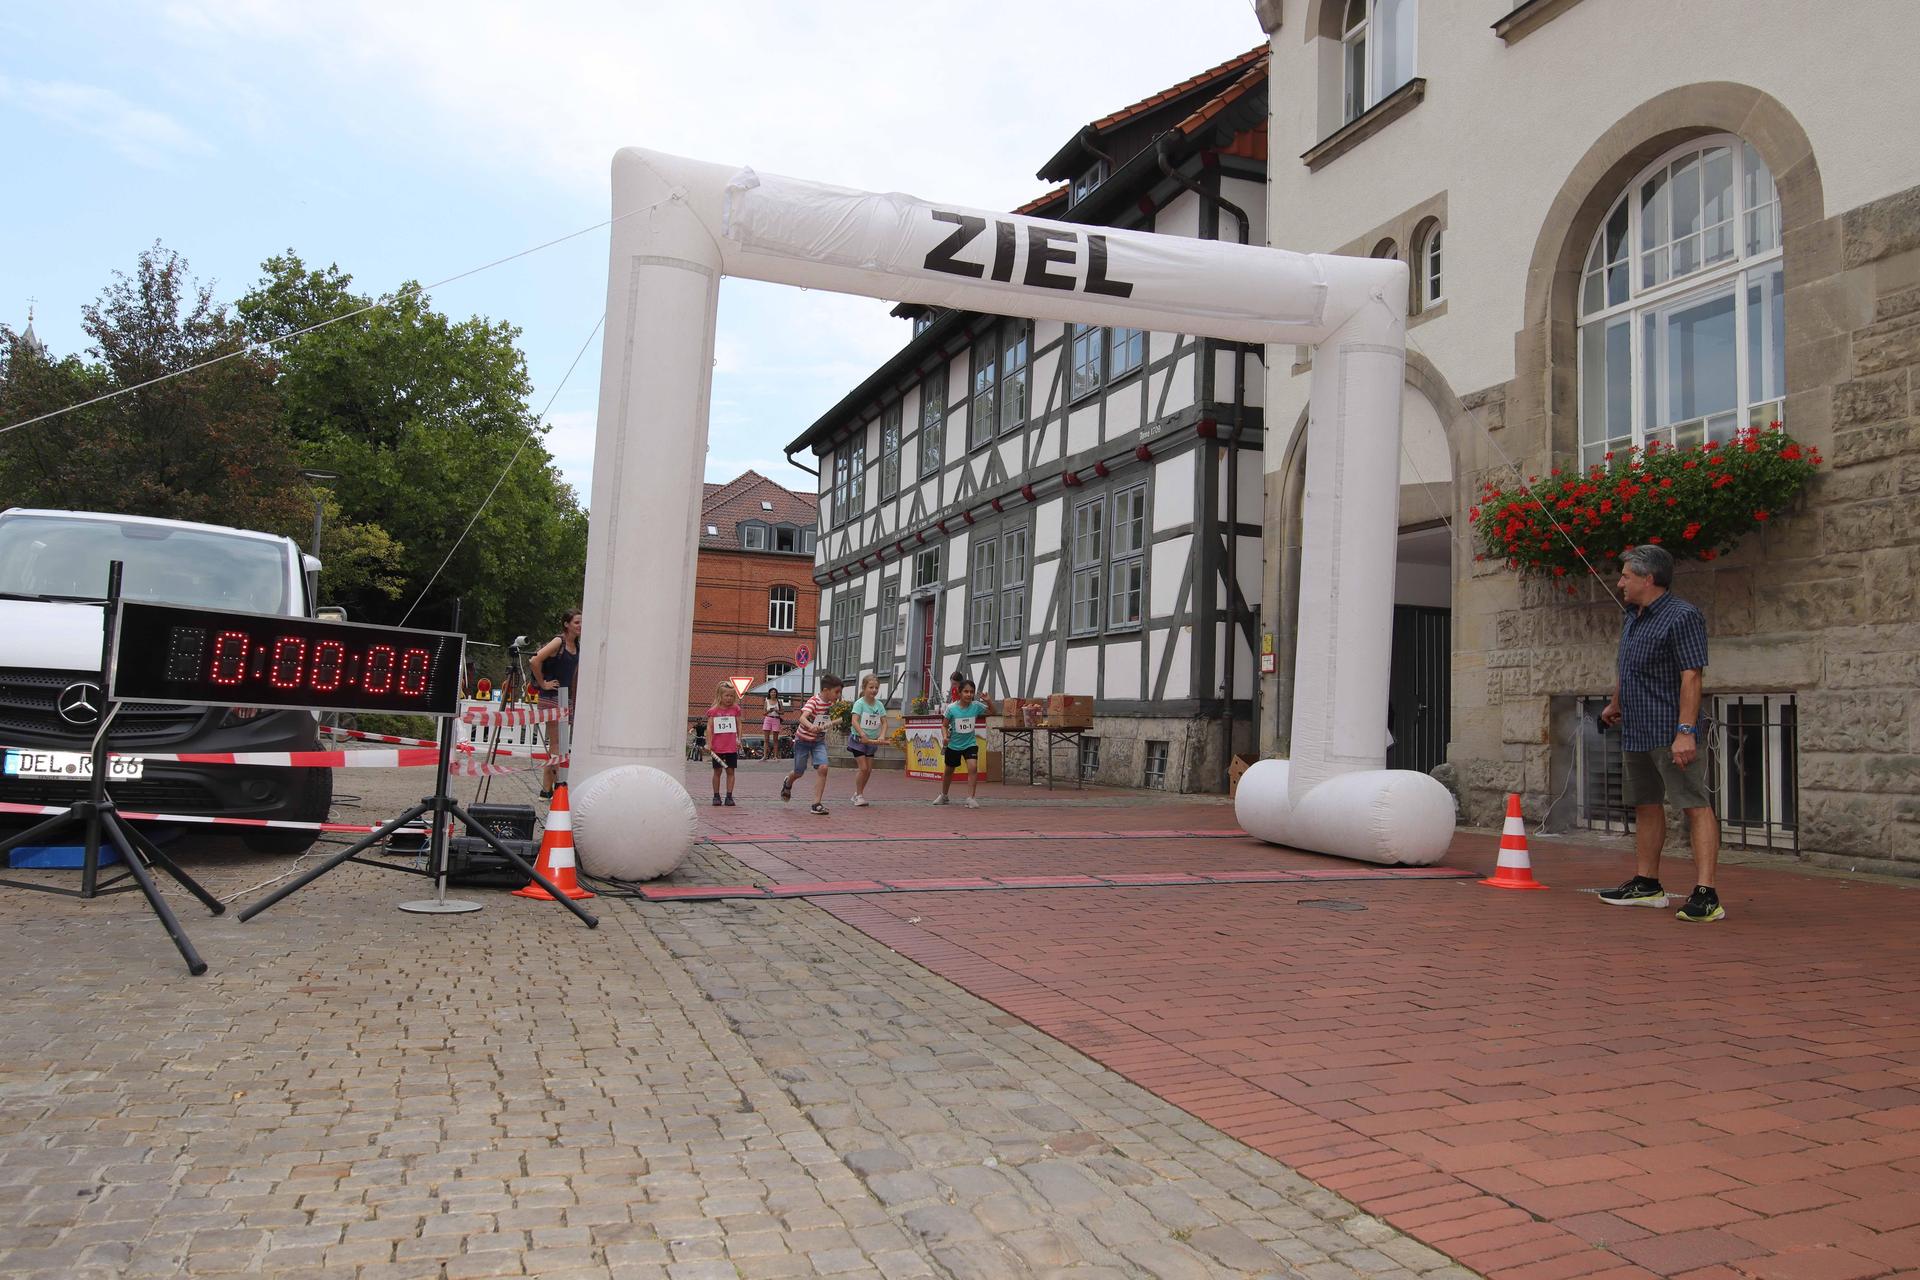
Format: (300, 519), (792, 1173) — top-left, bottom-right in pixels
(298, 468), (341, 559)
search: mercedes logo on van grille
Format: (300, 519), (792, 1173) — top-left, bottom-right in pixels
(57, 682), (103, 726)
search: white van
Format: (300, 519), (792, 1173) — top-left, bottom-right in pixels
(0, 508), (333, 853)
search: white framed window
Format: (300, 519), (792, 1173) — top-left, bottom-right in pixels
(828, 589), (863, 679)
(877, 581), (901, 665)
(742, 523), (768, 551)
(913, 547), (940, 590)
(968, 537), (998, 652)
(1108, 483), (1146, 630)
(1070, 496), (1105, 636)
(1079, 736), (1101, 780)
(1144, 740), (1170, 789)
(919, 370), (945, 476)
(1069, 323), (1104, 401)
(1343, 0), (1417, 124)
(969, 334), (997, 452)
(1578, 137), (1783, 467)
(1071, 160), (1108, 206)
(1418, 221), (1443, 309)
(831, 449), (852, 526)
(912, 310), (935, 337)
(998, 526), (1028, 649)
(999, 321), (1029, 435)
(768, 585), (797, 633)
(1110, 327), (1145, 379)
(766, 660), (795, 678)
(775, 525), (800, 553)
(1714, 693), (1797, 851)
(879, 402), (902, 499)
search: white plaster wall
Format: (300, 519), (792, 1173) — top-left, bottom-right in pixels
(1164, 630), (1191, 699)
(1150, 535), (1190, 615)
(1264, 0), (1920, 471)
(1398, 386), (1451, 487)
(1394, 560), (1452, 609)
(1153, 451), (1197, 530)
(1105, 639), (1142, 699)
(1106, 384), (1142, 439)
(1034, 497), (1064, 559)
(1065, 644), (1099, 697)
(1067, 404), (1100, 456)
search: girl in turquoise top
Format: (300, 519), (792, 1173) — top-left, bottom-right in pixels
(848, 674), (886, 808)
(933, 677), (985, 808)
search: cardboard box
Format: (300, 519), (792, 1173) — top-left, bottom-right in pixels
(1045, 694), (1094, 727)
(1228, 754), (1259, 799)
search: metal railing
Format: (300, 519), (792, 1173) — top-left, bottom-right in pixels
(1574, 693), (1798, 852)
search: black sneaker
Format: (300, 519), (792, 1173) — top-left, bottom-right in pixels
(809, 802), (829, 817)
(723, 794), (736, 807)
(1598, 876), (1669, 908)
(780, 777), (793, 802)
(711, 793), (722, 807)
(1676, 886), (1726, 924)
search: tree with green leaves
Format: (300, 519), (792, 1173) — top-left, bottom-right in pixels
(0, 244), (308, 534)
(236, 252), (587, 643)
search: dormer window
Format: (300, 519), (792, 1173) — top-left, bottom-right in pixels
(912, 311), (935, 337)
(742, 523), (768, 551)
(1070, 160), (1108, 206)
(774, 525), (799, 553)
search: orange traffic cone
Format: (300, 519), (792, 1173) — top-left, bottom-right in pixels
(514, 782), (593, 900)
(1480, 793), (1548, 890)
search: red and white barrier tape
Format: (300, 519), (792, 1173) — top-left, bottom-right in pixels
(461, 704), (568, 727)
(1, 745), (526, 774)
(319, 726), (565, 765)
(319, 725), (437, 748)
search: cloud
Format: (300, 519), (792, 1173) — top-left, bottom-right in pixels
(0, 73), (212, 166)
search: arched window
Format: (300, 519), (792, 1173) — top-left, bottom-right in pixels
(1343, 0), (1417, 124)
(1416, 220), (1443, 310)
(768, 585), (797, 633)
(1371, 238), (1399, 261)
(765, 660), (794, 678)
(1577, 136), (1782, 467)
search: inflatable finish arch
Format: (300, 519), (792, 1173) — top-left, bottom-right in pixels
(569, 147), (1456, 875)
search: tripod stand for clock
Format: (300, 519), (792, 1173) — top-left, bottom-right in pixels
(0, 562), (224, 976)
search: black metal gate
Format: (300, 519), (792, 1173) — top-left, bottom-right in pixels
(1387, 605), (1450, 775)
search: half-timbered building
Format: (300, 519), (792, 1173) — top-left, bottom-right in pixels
(785, 48), (1270, 793)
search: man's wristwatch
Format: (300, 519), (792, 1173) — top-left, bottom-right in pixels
(1675, 723), (1696, 735)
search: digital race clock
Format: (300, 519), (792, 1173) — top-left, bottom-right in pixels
(110, 602), (464, 716)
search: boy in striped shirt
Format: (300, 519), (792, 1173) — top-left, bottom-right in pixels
(780, 672), (843, 816)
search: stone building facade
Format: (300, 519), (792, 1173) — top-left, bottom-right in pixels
(1255, 0), (1920, 871)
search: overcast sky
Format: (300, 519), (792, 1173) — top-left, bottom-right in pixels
(1, 2), (1265, 501)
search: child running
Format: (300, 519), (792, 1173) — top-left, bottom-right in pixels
(932, 677), (985, 808)
(705, 681), (742, 807)
(781, 671), (842, 816)
(847, 673), (886, 807)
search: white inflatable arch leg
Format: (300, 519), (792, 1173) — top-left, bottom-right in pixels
(572, 147), (1456, 876)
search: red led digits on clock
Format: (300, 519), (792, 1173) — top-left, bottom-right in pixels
(270, 636), (307, 689)
(210, 631), (249, 686)
(363, 644), (396, 693)
(310, 640), (345, 692)
(397, 648), (431, 696)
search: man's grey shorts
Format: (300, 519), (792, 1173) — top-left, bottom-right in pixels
(1623, 746), (1712, 810)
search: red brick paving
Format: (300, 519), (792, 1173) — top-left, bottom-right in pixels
(679, 762), (1920, 1280)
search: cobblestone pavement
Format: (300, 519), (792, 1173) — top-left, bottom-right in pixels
(0, 762), (1467, 1279)
(672, 763), (1920, 1280)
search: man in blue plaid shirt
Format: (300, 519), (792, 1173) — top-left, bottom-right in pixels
(1598, 545), (1722, 922)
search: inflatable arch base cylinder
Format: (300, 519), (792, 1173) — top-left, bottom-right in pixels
(1234, 759), (1456, 867)
(571, 765), (698, 882)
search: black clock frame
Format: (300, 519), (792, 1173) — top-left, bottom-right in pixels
(110, 602), (465, 717)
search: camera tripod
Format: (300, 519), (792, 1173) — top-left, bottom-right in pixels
(0, 562), (223, 976)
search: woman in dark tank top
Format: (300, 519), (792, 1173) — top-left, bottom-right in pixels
(531, 607), (581, 798)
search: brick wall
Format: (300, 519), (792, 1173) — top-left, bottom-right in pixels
(686, 548), (819, 723)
